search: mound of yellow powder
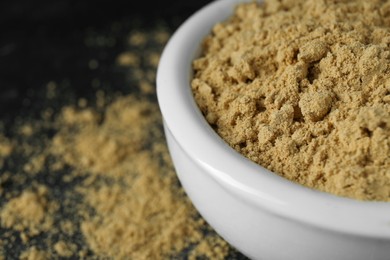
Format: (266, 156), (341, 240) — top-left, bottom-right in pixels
(192, 0), (390, 201)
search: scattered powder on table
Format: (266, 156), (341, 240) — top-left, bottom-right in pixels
(52, 96), (229, 259)
(192, 0), (390, 201)
(0, 94), (230, 259)
(0, 25), (234, 259)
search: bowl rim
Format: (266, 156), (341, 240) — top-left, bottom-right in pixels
(157, 0), (390, 239)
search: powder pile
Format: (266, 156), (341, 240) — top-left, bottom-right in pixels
(0, 94), (231, 259)
(192, 0), (390, 201)
(51, 96), (230, 259)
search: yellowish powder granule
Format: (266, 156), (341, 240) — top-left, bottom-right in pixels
(0, 135), (13, 169)
(192, 0), (390, 201)
(53, 240), (77, 257)
(0, 186), (56, 237)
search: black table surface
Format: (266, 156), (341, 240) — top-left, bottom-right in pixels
(0, 0), (213, 111)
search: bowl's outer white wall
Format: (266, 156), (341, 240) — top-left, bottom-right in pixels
(165, 124), (390, 260)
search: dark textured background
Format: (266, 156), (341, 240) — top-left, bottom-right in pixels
(0, 0), (212, 114)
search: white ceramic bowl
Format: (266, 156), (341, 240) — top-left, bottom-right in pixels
(157, 1), (390, 259)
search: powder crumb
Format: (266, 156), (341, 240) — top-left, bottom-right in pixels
(20, 232), (29, 244)
(53, 241), (76, 257)
(60, 220), (75, 236)
(128, 31), (147, 46)
(153, 30), (170, 44)
(298, 40), (328, 63)
(23, 154), (46, 175)
(139, 80), (155, 94)
(299, 91), (333, 122)
(19, 124), (34, 137)
(60, 106), (100, 126)
(116, 51), (140, 67)
(78, 98), (88, 108)
(19, 247), (48, 260)
(192, 0), (390, 201)
(146, 69), (156, 82)
(95, 90), (106, 108)
(0, 186), (56, 236)
(41, 108), (54, 121)
(146, 51), (160, 67)
(189, 235), (230, 260)
(46, 81), (57, 99)
(0, 135), (13, 158)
